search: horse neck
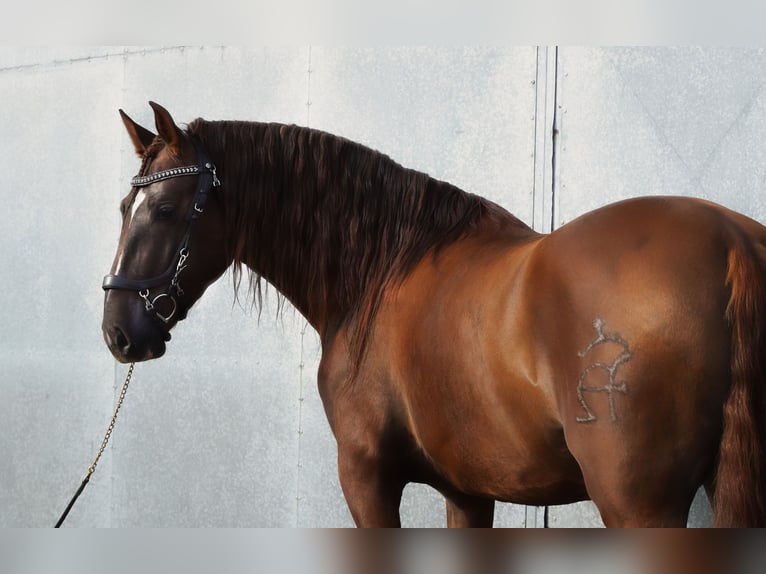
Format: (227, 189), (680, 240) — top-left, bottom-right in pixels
(189, 119), (534, 336)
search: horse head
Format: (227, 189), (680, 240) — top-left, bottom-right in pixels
(102, 102), (230, 362)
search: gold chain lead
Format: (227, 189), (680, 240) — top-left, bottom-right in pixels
(85, 362), (135, 479)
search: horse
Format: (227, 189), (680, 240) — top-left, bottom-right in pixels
(102, 102), (766, 527)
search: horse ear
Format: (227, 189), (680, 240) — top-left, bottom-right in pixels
(148, 101), (185, 155)
(119, 109), (156, 157)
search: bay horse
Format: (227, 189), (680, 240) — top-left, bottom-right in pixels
(102, 102), (766, 527)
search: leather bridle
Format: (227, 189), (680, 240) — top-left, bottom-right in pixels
(102, 138), (221, 324)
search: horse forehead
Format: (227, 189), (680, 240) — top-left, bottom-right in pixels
(145, 146), (181, 171)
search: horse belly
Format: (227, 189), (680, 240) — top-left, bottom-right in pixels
(403, 366), (588, 504)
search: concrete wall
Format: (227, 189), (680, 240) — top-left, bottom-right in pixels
(4, 46), (759, 527)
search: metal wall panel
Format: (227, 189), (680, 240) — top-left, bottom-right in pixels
(3, 46), (750, 528)
(556, 47), (766, 225)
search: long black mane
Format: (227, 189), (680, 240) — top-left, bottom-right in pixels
(186, 119), (531, 361)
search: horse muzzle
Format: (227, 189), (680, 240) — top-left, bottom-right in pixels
(102, 293), (172, 363)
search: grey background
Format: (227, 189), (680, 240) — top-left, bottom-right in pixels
(4, 46), (763, 527)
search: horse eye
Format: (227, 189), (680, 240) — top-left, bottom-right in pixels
(154, 205), (177, 221)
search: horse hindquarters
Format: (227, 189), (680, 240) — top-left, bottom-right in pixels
(712, 242), (766, 527)
(535, 199), (754, 526)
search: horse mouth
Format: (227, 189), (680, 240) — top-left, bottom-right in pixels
(138, 329), (171, 362)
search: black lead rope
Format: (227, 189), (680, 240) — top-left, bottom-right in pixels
(54, 363), (135, 528)
(54, 476), (91, 528)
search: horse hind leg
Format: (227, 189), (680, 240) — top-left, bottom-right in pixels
(592, 488), (693, 527)
(574, 431), (700, 526)
(567, 412), (701, 526)
(573, 431), (699, 527)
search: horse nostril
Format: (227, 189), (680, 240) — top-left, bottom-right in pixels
(109, 325), (132, 356)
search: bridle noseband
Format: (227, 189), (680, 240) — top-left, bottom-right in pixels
(102, 138), (221, 324)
